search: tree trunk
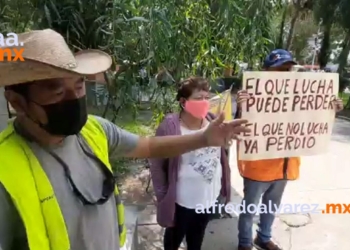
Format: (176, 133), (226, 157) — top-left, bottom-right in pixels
(338, 33), (350, 109)
(318, 23), (332, 69)
(277, 3), (288, 48)
(285, 7), (300, 50)
(337, 32), (350, 76)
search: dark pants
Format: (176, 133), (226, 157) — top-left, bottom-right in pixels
(163, 203), (213, 250)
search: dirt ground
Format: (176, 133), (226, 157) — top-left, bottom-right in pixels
(118, 161), (155, 205)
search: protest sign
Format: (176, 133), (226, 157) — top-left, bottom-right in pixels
(239, 71), (339, 160)
(209, 89), (232, 121)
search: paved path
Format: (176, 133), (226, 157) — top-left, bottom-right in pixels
(201, 117), (350, 250)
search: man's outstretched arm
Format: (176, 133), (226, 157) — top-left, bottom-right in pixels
(129, 130), (206, 158)
(94, 115), (249, 159)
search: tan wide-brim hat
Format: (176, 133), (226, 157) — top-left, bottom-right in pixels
(0, 29), (112, 87)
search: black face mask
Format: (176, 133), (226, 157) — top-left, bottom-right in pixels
(34, 96), (88, 136)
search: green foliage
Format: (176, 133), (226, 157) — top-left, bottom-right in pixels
(313, 0), (340, 26)
(340, 92), (350, 106)
(337, 0), (350, 32)
(3, 0), (280, 70)
(339, 76), (350, 93)
(116, 117), (153, 137)
(1, 0), (311, 121)
(312, 0), (350, 72)
(312, 0), (341, 68)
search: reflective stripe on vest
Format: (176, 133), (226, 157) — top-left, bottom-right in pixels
(0, 115), (126, 250)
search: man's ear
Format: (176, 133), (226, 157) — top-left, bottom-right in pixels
(4, 90), (27, 115)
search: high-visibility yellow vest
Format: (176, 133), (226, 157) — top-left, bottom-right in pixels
(0, 115), (126, 250)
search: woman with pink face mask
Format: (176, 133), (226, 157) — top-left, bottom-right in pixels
(149, 77), (231, 250)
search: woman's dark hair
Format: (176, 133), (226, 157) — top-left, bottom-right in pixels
(176, 76), (210, 101)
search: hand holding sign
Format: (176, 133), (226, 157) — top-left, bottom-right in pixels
(333, 98), (344, 112)
(237, 90), (250, 107)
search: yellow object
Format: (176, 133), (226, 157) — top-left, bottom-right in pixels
(209, 89), (232, 121)
(0, 115), (126, 250)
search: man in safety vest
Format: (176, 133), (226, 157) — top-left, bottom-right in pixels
(236, 49), (344, 250)
(0, 29), (251, 250)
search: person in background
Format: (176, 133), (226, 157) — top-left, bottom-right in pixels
(0, 29), (251, 250)
(149, 77), (232, 250)
(230, 78), (241, 119)
(235, 49), (344, 250)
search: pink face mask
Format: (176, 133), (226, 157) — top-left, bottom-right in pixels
(184, 100), (210, 119)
